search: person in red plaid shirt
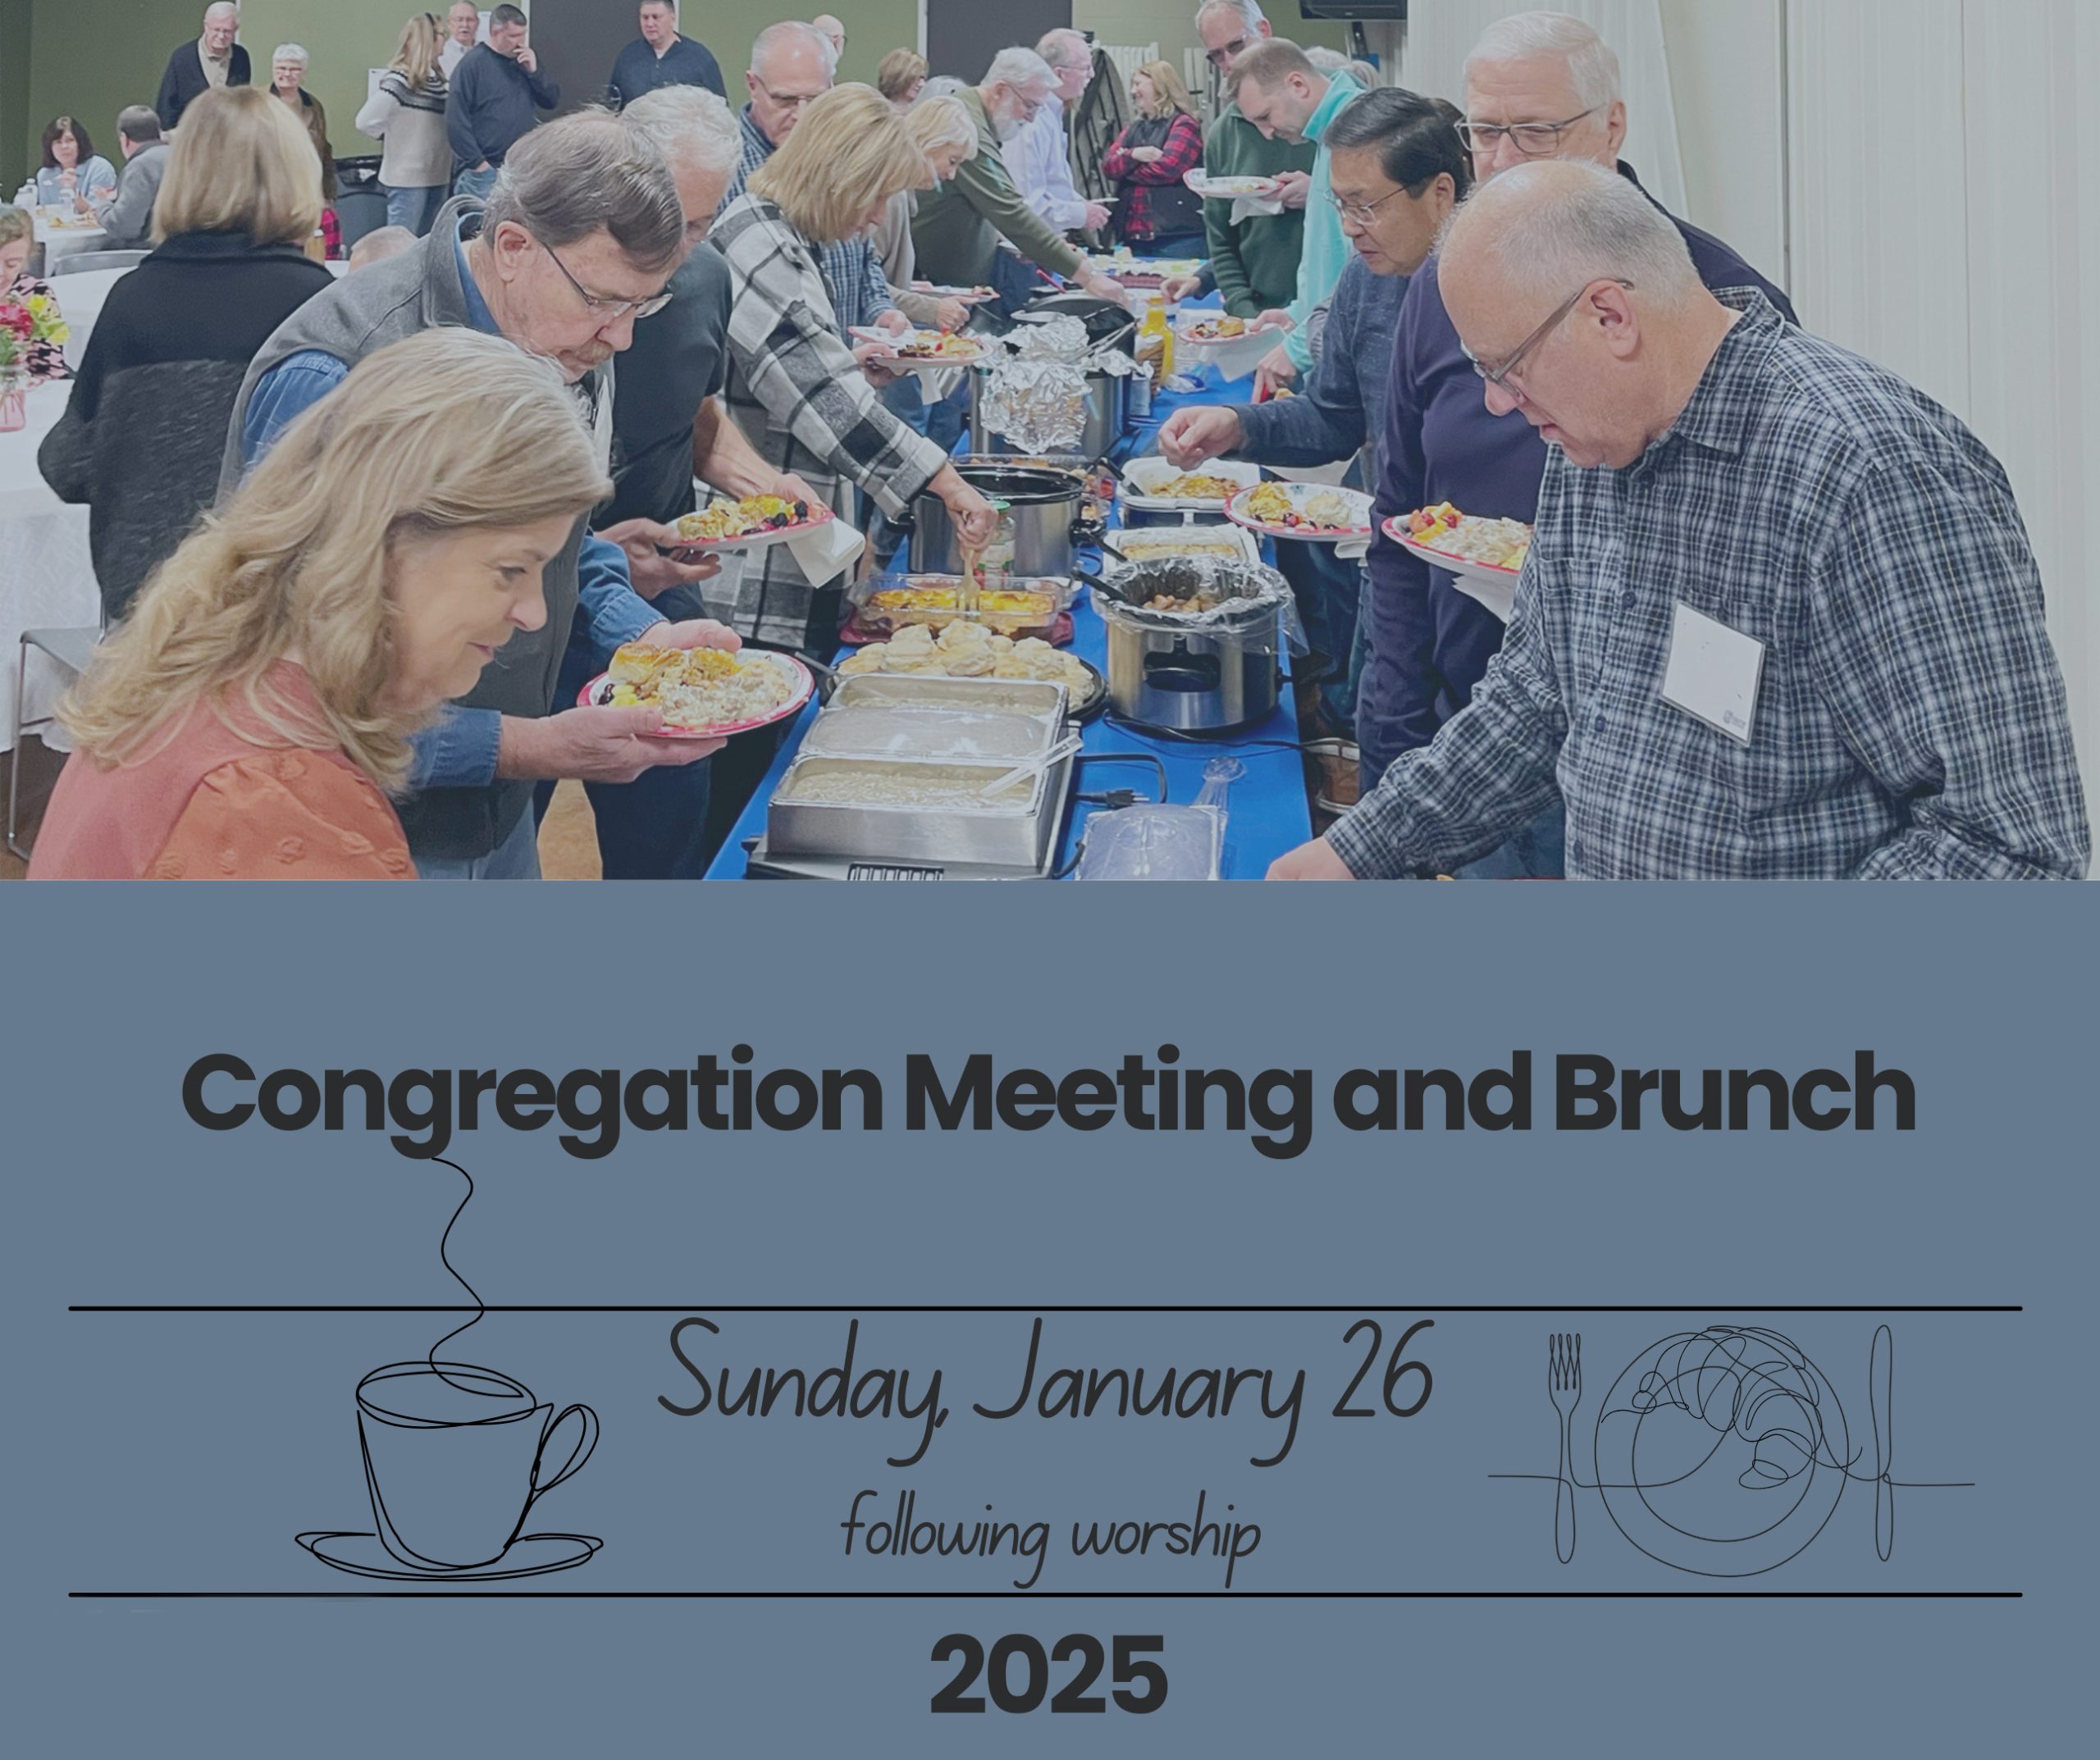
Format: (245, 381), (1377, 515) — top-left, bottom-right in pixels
(1101, 61), (1207, 258)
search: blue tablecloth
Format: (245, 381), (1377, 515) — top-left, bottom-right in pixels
(704, 319), (1312, 882)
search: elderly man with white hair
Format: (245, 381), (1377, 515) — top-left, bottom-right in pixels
(157, 3), (251, 131)
(1010, 29), (1111, 239)
(1270, 161), (2089, 883)
(717, 21), (907, 342)
(911, 46), (1126, 312)
(1189, 2), (1314, 318)
(1358, 9), (1792, 878)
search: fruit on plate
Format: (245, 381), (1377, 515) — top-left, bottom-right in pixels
(676, 495), (821, 541)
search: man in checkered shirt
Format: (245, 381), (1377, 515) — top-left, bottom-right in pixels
(1271, 162), (2089, 882)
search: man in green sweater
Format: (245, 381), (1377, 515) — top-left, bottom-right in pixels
(910, 46), (1128, 312)
(1194, 0), (1316, 319)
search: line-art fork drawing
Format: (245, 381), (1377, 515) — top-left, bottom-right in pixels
(1548, 1332), (1582, 1564)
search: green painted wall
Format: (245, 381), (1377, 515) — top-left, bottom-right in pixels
(10, 1), (924, 198)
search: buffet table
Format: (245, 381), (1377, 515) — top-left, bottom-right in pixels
(705, 344), (1316, 882)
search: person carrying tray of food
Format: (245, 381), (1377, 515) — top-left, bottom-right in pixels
(1159, 88), (1471, 740)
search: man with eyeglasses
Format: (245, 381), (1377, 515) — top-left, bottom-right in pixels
(1192, 1), (1315, 322)
(223, 113), (745, 881)
(1356, 9), (1792, 879)
(1271, 160), (2089, 882)
(446, 4), (559, 203)
(716, 22), (909, 346)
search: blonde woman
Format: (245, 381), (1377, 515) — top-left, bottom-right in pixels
(32, 331), (610, 881)
(1100, 60), (1206, 257)
(38, 85), (333, 622)
(877, 48), (927, 111)
(356, 12), (452, 236)
(872, 94), (979, 331)
(710, 84), (996, 654)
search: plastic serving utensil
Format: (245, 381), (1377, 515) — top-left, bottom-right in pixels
(975, 732), (1084, 799)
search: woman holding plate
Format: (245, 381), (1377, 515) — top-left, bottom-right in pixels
(710, 84), (997, 657)
(30, 331), (615, 880)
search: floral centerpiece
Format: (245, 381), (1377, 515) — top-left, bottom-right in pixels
(0, 291), (71, 430)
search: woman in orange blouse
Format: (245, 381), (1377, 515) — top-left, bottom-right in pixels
(30, 329), (611, 879)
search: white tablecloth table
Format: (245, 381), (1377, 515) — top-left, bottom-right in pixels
(0, 378), (98, 754)
(33, 212), (110, 270)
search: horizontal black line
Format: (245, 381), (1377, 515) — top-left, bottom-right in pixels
(65, 1306), (2024, 1315)
(67, 1591), (2023, 1601)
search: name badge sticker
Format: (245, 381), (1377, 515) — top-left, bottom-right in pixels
(1661, 600), (1766, 745)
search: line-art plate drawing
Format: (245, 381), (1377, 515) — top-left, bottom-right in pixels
(1495, 1325), (1969, 1577)
(298, 1158), (602, 1583)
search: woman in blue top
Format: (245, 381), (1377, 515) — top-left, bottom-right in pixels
(34, 116), (117, 209)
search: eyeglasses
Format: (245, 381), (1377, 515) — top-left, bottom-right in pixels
(1205, 34), (1252, 70)
(538, 239), (673, 322)
(1463, 278), (1632, 390)
(754, 82), (824, 111)
(1326, 185), (1408, 226)
(1455, 108), (1600, 157)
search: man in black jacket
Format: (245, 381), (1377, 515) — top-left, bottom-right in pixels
(155, 3), (250, 132)
(447, 4), (560, 201)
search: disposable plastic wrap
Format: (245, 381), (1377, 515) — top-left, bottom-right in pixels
(1093, 558), (1308, 658)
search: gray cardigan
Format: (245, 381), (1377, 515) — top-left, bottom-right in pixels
(219, 200), (599, 860)
(94, 144), (169, 249)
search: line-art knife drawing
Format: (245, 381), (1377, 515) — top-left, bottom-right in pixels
(296, 1157), (603, 1582)
(1494, 1325), (1971, 1577)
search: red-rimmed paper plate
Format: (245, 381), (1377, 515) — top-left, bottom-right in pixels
(847, 326), (988, 370)
(1381, 515), (1527, 587)
(1225, 482), (1374, 543)
(672, 499), (836, 553)
(576, 652), (816, 740)
(1383, 518), (1523, 623)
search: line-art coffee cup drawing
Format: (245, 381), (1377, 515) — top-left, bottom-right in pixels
(297, 1159), (604, 1582)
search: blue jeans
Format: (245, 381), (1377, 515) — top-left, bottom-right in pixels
(1276, 540), (1361, 729)
(385, 184), (447, 235)
(413, 808), (541, 879)
(1457, 804), (1568, 880)
(453, 163), (500, 203)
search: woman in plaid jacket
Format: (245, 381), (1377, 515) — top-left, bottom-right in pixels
(711, 85), (996, 655)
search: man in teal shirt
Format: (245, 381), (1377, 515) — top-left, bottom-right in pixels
(1226, 39), (1364, 394)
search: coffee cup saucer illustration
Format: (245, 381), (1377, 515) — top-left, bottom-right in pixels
(1495, 1325), (1969, 1577)
(297, 1159), (602, 1583)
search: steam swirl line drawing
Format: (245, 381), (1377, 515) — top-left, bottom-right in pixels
(1492, 1325), (1973, 1577)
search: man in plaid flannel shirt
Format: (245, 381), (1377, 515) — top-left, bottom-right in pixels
(1272, 162), (2089, 882)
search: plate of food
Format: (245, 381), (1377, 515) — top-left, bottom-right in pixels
(673, 494), (833, 551)
(909, 281), (998, 302)
(1226, 481), (1375, 542)
(1120, 456), (1263, 512)
(1385, 504), (1533, 583)
(579, 644), (815, 738)
(833, 622), (1104, 717)
(848, 326), (987, 369)
(1185, 171), (1282, 200)
(1178, 314), (1265, 344)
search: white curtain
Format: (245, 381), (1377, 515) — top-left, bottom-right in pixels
(1399, 0), (1687, 213)
(1788, 0), (2098, 823)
